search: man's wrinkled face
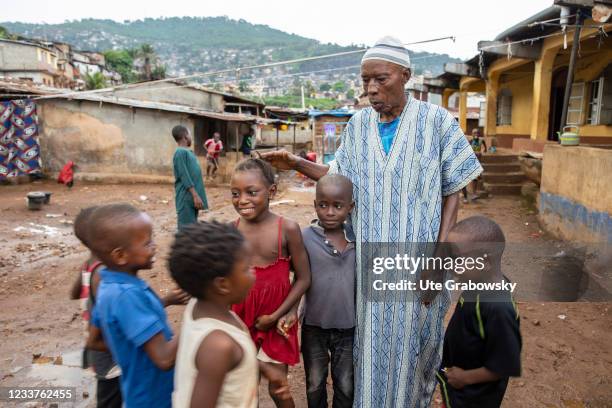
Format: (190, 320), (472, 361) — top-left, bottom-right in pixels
(361, 60), (410, 114)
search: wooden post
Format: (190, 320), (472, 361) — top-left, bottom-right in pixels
(560, 14), (584, 133)
(235, 124), (239, 154)
(293, 123), (296, 153)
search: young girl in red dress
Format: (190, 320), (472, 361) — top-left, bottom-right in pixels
(230, 158), (311, 408)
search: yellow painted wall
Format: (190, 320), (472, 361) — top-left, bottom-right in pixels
(496, 65), (534, 136)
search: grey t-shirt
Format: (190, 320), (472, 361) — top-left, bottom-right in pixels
(302, 222), (356, 329)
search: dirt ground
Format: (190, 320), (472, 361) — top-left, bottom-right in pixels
(0, 177), (610, 408)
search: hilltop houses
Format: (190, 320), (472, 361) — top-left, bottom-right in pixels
(0, 37), (121, 89)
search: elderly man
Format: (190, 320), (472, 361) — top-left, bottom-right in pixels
(264, 36), (482, 407)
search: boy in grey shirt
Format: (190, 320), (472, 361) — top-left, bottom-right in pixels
(301, 174), (355, 408)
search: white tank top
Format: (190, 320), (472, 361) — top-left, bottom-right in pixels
(173, 299), (258, 408)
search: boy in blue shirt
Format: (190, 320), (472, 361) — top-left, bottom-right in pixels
(86, 204), (179, 408)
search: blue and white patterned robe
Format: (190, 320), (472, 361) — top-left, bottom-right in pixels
(328, 97), (482, 407)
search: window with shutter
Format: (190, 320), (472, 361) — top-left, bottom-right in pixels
(566, 82), (585, 125)
(479, 101), (486, 128)
(496, 89), (512, 126)
(598, 65), (612, 125)
(587, 78), (603, 125)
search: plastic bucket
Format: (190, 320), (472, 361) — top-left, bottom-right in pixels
(27, 191), (46, 210)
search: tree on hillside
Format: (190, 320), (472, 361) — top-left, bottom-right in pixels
(0, 26), (18, 40)
(333, 81), (347, 92)
(239, 80), (251, 93)
(151, 65), (167, 81)
(304, 81), (316, 98)
(103, 49), (136, 83)
(85, 72), (107, 90)
(347, 89), (355, 99)
(290, 77), (303, 97)
(138, 44), (157, 81)
(319, 83), (331, 92)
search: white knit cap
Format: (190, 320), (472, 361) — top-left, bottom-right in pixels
(361, 36), (411, 69)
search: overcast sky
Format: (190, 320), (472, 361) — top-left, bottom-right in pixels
(3, 0), (553, 59)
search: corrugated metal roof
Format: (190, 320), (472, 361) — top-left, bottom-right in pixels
(0, 79), (63, 95)
(309, 109), (355, 118)
(494, 6), (561, 41)
(40, 93), (258, 122)
(168, 80), (265, 107)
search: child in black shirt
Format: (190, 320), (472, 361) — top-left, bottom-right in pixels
(438, 216), (522, 408)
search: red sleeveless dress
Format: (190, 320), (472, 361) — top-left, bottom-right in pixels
(232, 217), (300, 365)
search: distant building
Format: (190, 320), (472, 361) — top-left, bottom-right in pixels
(0, 38), (122, 89)
(0, 39), (60, 87)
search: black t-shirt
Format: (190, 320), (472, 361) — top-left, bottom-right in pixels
(439, 290), (522, 408)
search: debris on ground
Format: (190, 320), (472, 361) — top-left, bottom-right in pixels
(270, 199), (295, 206)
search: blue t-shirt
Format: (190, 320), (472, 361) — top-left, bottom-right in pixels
(378, 117), (400, 154)
(91, 269), (174, 408)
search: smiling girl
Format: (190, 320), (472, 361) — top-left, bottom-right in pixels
(229, 158), (311, 408)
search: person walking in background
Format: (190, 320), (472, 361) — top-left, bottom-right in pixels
(240, 128), (254, 157)
(205, 132), (224, 179)
(462, 128), (487, 203)
(172, 125), (208, 230)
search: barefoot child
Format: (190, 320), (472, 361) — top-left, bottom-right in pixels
(437, 216), (521, 408)
(301, 174), (356, 408)
(86, 204), (179, 408)
(230, 158), (311, 407)
(170, 221), (258, 407)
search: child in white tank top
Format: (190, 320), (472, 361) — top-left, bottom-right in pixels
(169, 221), (258, 408)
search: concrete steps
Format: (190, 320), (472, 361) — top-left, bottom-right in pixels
(481, 172), (526, 184)
(479, 153), (527, 196)
(482, 182), (524, 195)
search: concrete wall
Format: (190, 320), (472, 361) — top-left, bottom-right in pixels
(109, 83), (224, 112)
(0, 41), (57, 73)
(5, 71), (55, 85)
(38, 99), (195, 176)
(539, 144), (612, 242)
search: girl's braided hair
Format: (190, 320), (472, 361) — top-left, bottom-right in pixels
(234, 158), (275, 186)
(168, 221), (245, 299)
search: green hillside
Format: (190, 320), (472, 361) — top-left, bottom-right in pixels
(1, 17), (459, 78)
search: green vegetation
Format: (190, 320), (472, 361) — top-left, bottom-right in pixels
(239, 80), (251, 92)
(85, 72), (107, 90)
(319, 83), (331, 92)
(264, 95), (340, 110)
(104, 44), (165, 82)
(332, 81), (347, 92)
(103, 49), (136, 83)
(1, 17), (461, 76)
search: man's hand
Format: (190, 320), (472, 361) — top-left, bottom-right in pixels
(254, 314), (277, 331)
(276, 310), (298, 338)
(163, 288), (191, 307)
(260, 150), (300, 171)
(192, 193), (204, 210)
(445, 367), (470, 389)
